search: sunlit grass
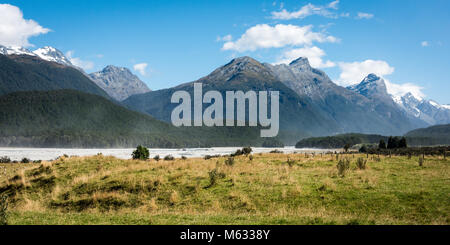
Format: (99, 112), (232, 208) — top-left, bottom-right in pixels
(1, 153), (449, 225)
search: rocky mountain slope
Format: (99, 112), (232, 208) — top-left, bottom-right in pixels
(89, 65), (151, 101)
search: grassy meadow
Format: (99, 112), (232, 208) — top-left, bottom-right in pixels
(0, 152), (449, 225)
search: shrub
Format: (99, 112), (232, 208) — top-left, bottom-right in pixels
(337, 158), (350, 177)
(270, 149), (283, 154)
(225, 157), (235, 166)
(249, 155), (254, 161)
(207, 169), (226, 188)
(287, 157), (296, 167)
(164, 155), (175, 161)
(379, 140), (387, 150)
(242, 147), (253, 156)
(153, 155), (160, 161)
(21, 158), (30, 164)
(356, 157), (367, 170)
(33, 160), (42, 164)
(204, 155), (220, 160)
(0, 194), (8, 225)
(232, 147), (253, 157)
(132, 145), (150, 160)
(344, 144), (350, 153)
(359, 145), (368, 153)
(181, 156), (187, 160)
(0, 156), (11, 163)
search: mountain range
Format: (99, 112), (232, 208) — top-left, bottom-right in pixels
(0, 44), (449, 147)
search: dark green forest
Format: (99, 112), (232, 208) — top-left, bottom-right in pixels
(0, 90), (277, 148)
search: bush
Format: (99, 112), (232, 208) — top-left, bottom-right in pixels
(249, 155), (254, 161)
(337, 158), (350, 177)
(153, 155), (160, 161)
(225, 157), (235, 166)
(231, 147), (253, 157)
(204, 155), (220, 160)
(0, 156), (11, 163)
(21, 158), (30, 164)
(270, 149), (283, 154)
(206, 169), (226, 188)
(344, 144), (350, 153)
(242, 147), (253, 156)
(164, 155), (175, 161)
(0, 194), (8, 225)
(379, 140), (387, 149)
(181, 156), (187, 160)
(359, 145), (368, 153)
(356, 157), (367, 170)
(132, 145), (150, 160)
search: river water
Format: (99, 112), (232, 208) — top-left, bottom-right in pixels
(0, 147), (332, 161)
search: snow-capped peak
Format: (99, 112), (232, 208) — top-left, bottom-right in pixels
(0, 45), (36, 57)
(33, 46), (73, 66)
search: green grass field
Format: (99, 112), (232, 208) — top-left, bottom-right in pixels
(0, 153), (449, 225)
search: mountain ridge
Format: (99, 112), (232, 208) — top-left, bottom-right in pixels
(89, 65), (151, 101)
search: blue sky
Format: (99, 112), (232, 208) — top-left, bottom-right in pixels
(1, 0), (450, 103)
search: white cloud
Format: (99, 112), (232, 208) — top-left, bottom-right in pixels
(337, 59), (424, 98)
(0, 4), (50, 47)
(385, 80), (425, 99)
(66, 51), (94, 70)
(271, 0), (340, 20)
(337, 60), (394, 86)
(222, 24), (338, 52)
(421, 41), (429, 47)
(328, 0), (340, 9)
(216, 34), (232, 42)
(133, 63), (148, 76)
(356, 12), (374, 19)
(275, 46), (335, 68)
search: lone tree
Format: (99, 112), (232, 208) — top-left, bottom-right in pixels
(344, 144), (350, 153)
(379, 139), (387, 149)
(399, 137), (408, 148)
(387, 136), (399, 149)
(132, 145), (150, 160)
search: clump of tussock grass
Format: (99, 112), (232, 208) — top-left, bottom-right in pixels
(287, 157), (296, 167)
(356, 157), (367, 170)
(225, 157), (235, 166)
(206, 169), (226, 188)
(337, 158), (350, 177)
(169, 190), (179, 205)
